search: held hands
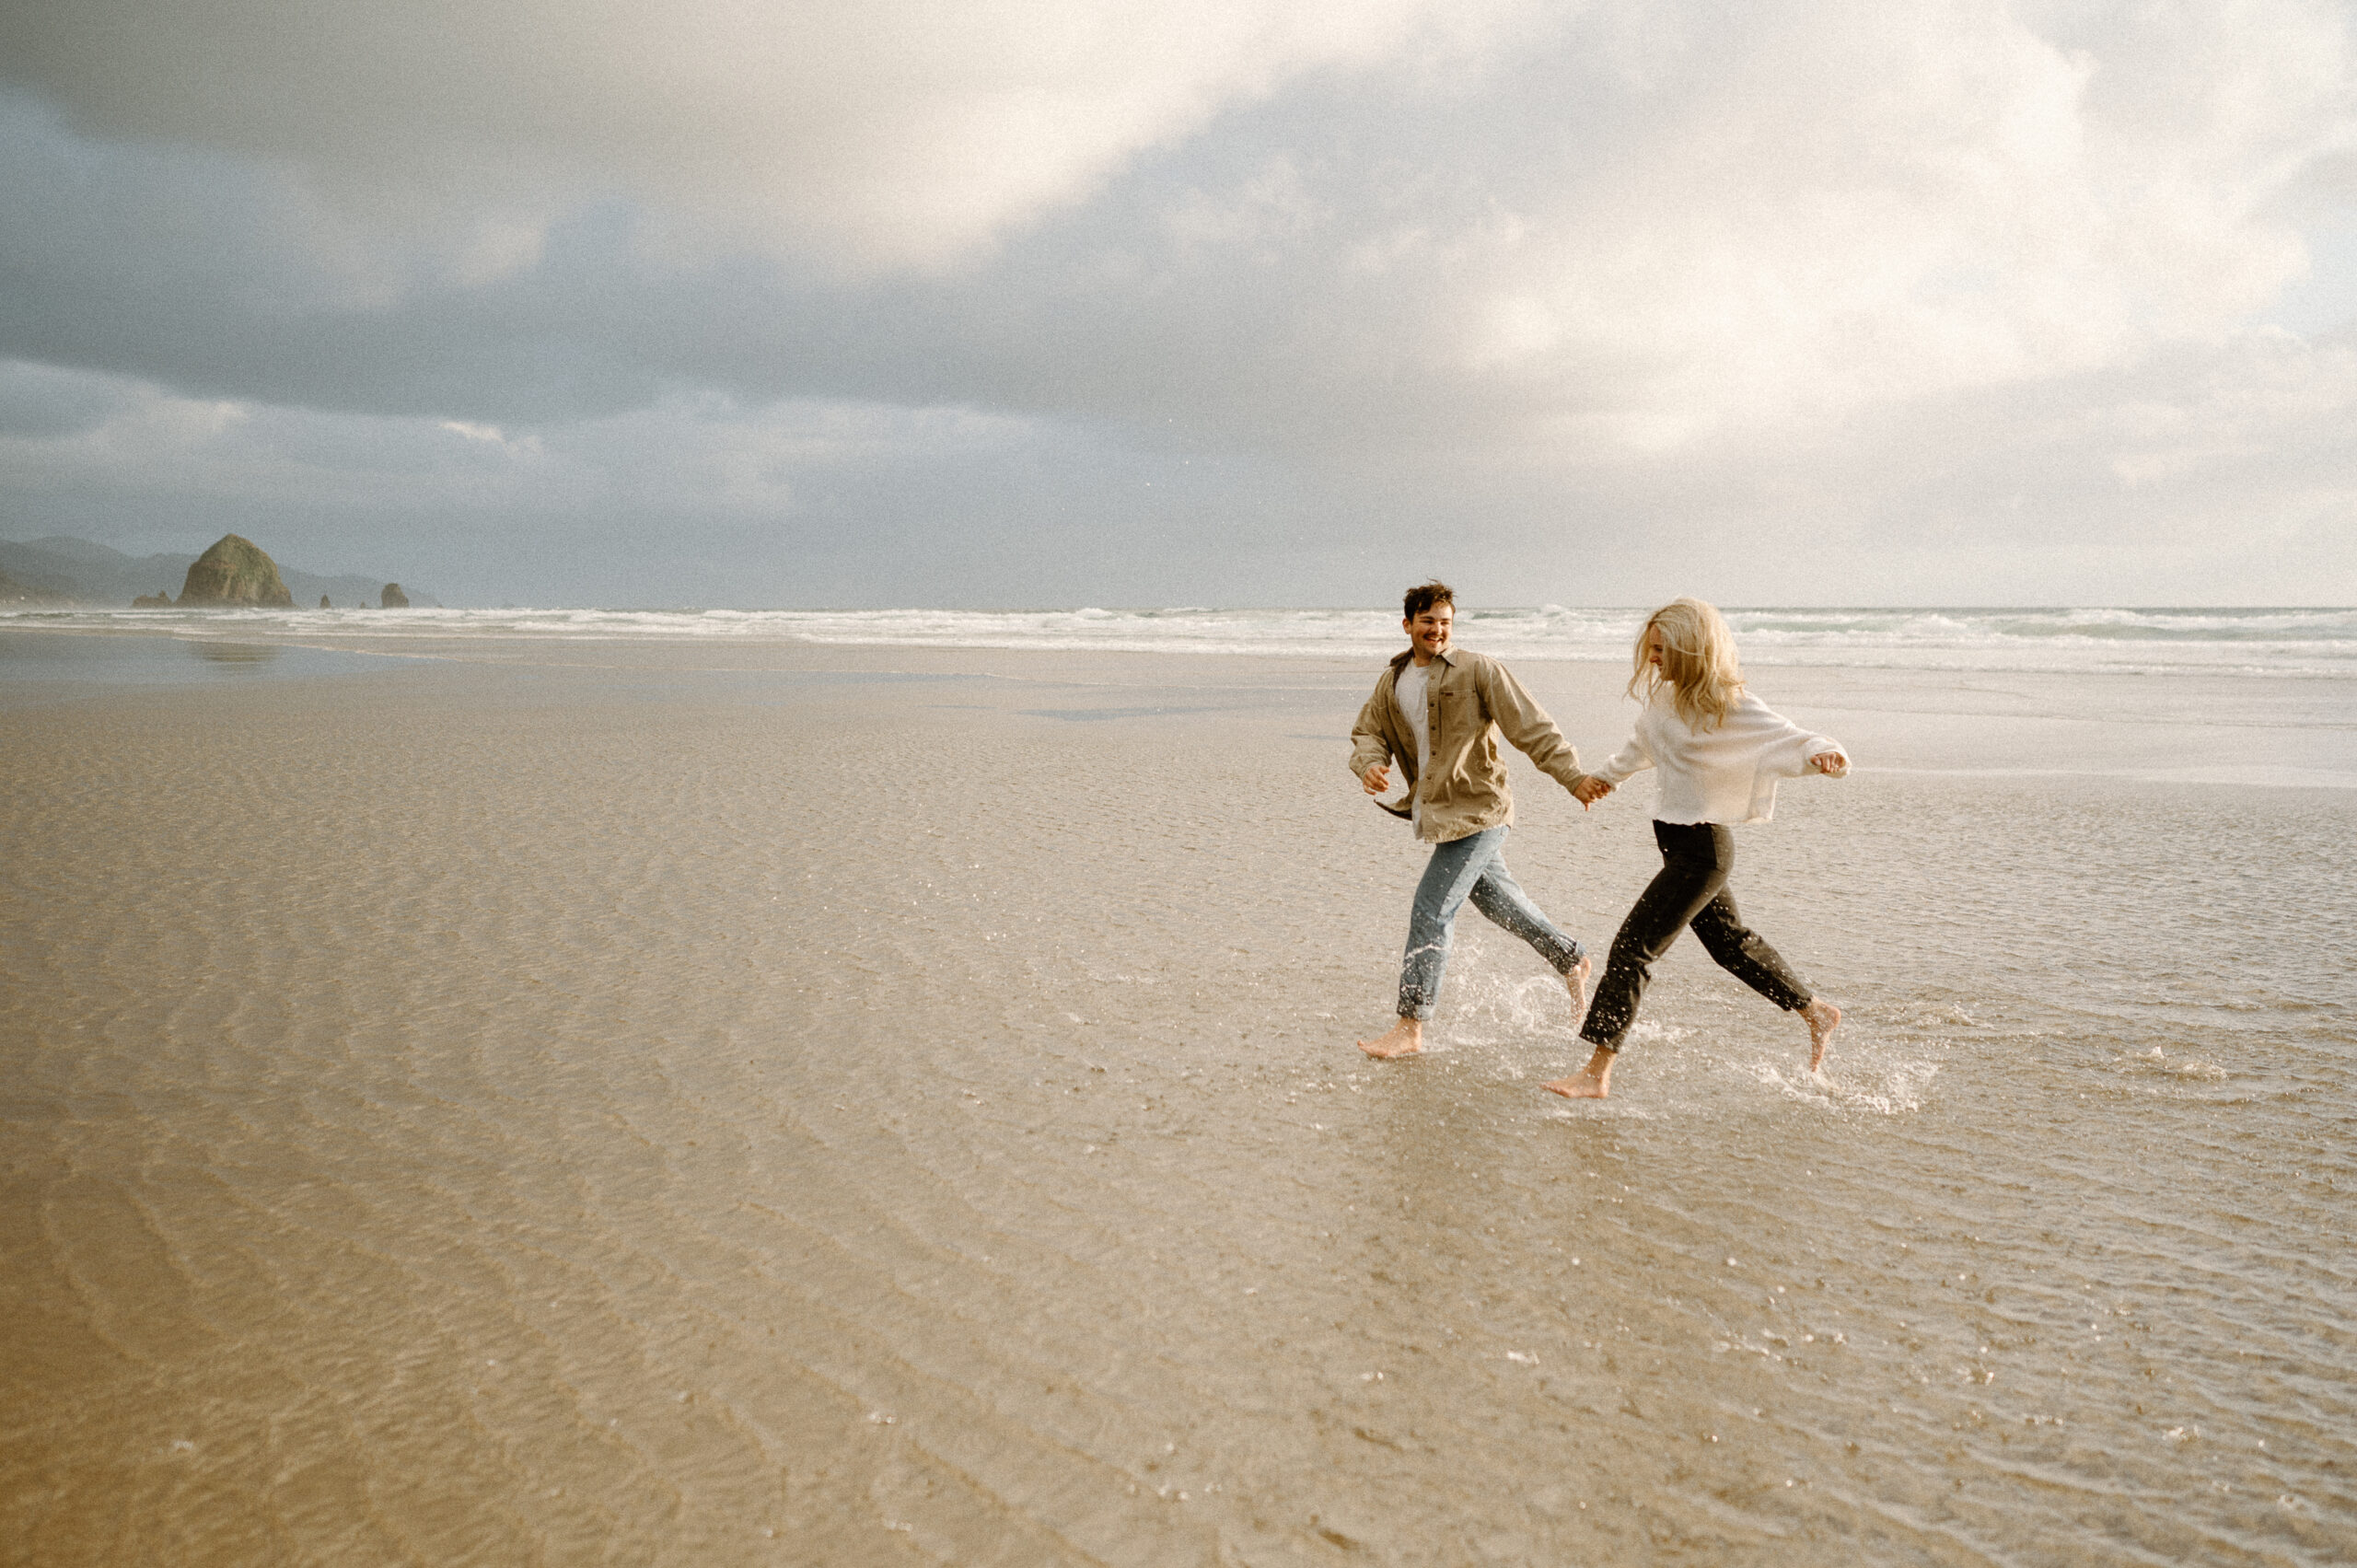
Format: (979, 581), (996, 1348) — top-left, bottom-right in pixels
(1809, 750), (1850, 777)
(1572, 773), (1613, 807)
(1362, 761), (1392, 796)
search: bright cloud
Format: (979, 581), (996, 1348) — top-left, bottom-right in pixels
(0, 1), (2352, 603)
(0, 0), (1527, 268)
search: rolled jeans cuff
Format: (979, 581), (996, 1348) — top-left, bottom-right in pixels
(1542, 935), (1586, 973)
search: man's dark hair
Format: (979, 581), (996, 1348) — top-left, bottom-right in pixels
(1402, 580), (1456, 620)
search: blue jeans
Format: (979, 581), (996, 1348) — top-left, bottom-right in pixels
(1397, 827), (1585, 1020)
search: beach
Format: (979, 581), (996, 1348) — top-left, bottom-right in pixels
(3, 626), (2353, 1565)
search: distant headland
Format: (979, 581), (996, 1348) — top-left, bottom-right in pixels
(0, 534), (435, 610)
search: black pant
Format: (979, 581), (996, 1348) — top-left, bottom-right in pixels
(1578, 820), (1813, 1051)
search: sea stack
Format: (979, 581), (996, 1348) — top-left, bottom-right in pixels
(177, 534), (295, 608)
(132, 590), (174, 608)
(379, 583), (410, 609)
(319, 595), (331, 610)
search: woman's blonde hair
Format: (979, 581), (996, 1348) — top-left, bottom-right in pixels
(1630, 598), (1745, 728)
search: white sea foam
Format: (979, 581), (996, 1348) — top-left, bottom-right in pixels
(6, 602), (2355, 676)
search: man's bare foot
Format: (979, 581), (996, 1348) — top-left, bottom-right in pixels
(1802, 997), (1840, 1072)
(1358, 1016), (1425, 1059)
(1564, 953), (1593, 1022)
(1543, 1046), (1616, 1099)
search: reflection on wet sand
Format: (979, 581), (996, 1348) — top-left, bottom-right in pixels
(186, 641), (283, 667)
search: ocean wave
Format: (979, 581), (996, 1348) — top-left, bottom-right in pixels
(6, 603), (2354, 676)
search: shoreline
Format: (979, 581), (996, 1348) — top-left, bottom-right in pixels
(6, 602), (2355, 683)
(8, 625), (2353, 785)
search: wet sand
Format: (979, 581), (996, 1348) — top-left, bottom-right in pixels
(3, 633), (2353, 1564)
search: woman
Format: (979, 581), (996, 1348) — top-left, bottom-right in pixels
(1545, 598), (1846, 1099)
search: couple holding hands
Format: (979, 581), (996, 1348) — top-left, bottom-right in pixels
(1350, 582), (1847, 1098)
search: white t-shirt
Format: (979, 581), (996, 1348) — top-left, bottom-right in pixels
(1394, 658), (1434, 829)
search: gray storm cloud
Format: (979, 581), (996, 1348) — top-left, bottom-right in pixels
(0, 0), (1513, 267)
(0, 0), (2352, 605)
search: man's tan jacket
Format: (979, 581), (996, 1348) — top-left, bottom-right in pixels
(1348, 647), (1592, 843)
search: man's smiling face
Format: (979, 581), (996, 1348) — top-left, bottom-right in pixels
(1404, 603), (1454, 662)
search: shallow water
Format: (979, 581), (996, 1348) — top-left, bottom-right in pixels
(2, 638), (2351, 1564)
(0, 627), (426, 692)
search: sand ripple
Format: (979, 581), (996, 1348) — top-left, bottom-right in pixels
(3, 643), (2351, 1564)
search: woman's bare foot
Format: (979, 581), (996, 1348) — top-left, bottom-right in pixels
(1802, 997), (1840, 1072)
(1543, 1046), (1616, 1099)
(1565, 953), (1593, 1022)
(1358, 1016), (1426, 1059)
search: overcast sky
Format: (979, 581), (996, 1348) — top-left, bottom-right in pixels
(3, 0), (2353, 607)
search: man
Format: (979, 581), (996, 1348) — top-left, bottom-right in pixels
(1351, 581), (1596, 1059)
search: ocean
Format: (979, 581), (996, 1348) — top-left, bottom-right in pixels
(1, 615), (2351, 1564)
(10, 602), (2357, 677)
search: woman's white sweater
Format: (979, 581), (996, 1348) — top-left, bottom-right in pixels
(1595, 688), (1845, 825)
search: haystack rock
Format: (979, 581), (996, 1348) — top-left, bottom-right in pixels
(177, 534), (294, 608)
(132, 590), (173, 608)
(379, 583), (410, 609)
